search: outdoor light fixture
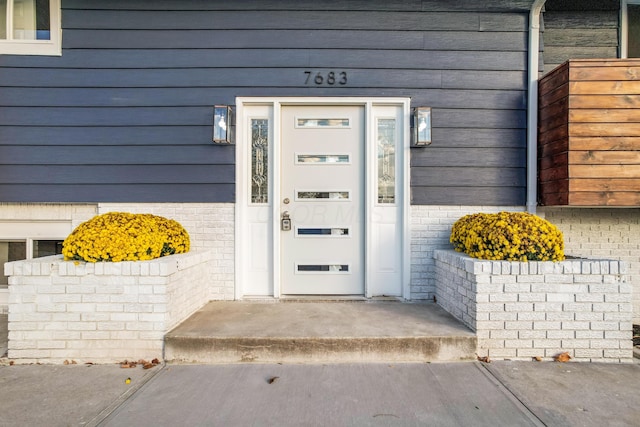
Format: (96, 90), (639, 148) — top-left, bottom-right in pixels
(414, 107), (432, 146)
(213, 105), (234, 143)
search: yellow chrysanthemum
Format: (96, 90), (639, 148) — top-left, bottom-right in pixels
(62, 212), (190, 262)
(450, 211), (564, 262)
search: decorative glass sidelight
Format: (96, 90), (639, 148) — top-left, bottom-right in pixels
(377, 118), (396, 204)
(251, 119), (269, 203)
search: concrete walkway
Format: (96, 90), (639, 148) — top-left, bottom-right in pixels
(0, 361), (638, 426)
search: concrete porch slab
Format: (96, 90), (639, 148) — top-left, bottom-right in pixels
(164, 301), (477, 364)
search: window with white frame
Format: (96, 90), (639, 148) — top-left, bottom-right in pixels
(622, 0), (640, 57)
(0, 0), (60, 55)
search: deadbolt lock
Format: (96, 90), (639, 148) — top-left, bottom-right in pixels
(281, 211), (291, 231)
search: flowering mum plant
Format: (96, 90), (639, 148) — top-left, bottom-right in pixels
(450, 211), (564, 262)
(62, 212), (190, 262)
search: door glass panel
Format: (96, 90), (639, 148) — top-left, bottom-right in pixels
(33, 240), (63, 258)
(629, 5), (640, 58)
(251, 119), (269, 204)
(0, 241), (26, 287)
(296, 118), (350, 128)
(377, 118), (396, 204)
(296, 154), (349, 164)
(297, 191), (349, 200)
(297, 228), (349, 236)
(297, 264), (349, 272)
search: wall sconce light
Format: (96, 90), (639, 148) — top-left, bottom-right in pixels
(414, 107), (432, 146)
(213, 105), (234, 143)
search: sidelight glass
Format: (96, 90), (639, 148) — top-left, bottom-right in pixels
(377, 118), (396, 204)
(251, 119), (269, 204)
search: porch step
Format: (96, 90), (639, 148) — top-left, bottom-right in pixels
(164, 301), (477, 364)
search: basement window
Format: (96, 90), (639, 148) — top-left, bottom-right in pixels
(0, 239), (63, 288)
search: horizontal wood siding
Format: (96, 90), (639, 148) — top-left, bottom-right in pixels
(541, 0), (619, 75)
(0, 0), (531, 204)
(538, 59), (640, 207)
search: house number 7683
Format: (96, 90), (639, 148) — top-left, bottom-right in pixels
(304, 71), (348, 86)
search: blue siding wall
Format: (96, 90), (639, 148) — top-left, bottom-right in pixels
(0, 0), (533, 204)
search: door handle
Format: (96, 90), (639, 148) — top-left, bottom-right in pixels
(281, 211), (291, 231)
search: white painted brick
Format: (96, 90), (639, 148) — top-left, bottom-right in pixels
(561, 321), (590, 330)
(547, 330), (574, 339)
(504, 283), (531, 293)
(534, 339), (561, 348)
(489, 330), (518, 339)
(476, 321), (505, 330)
(604, 349), (632, 359)
(593, 303), (622, 312)
(519, 330), (547, 339)
(518, 293), (546, 302)
(504, 339), (533, 349)
(590, 340), (621, 349)
(489, 312), (517, 321)
(605, 330), (631, 339)
(574, 312), (603, 321)
(590, 322), (621, 331)
(505, 321), (533, 330)
(563, 303), (592, 312)
(533, 321), (561, 330)
(546, 293), (575, 303)
(545, 312), (574, 321)
(575, 293), (604, 302)
(505, 303), (534, 312)
(534, 302), (563, 312)
(576, 330), (604, 339)
(488, 348), (517, 358)
(562, 339), (590, 349)
(517, 312), (546, 321)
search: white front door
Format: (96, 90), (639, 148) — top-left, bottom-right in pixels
(236, 98), (409, 300)
(280, 105), (364, 295)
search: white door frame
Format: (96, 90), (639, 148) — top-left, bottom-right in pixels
(235, 97), (411, 300)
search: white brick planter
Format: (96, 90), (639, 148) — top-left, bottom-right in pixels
(4, 251), (225, 364)
(434, 250), (633, 363)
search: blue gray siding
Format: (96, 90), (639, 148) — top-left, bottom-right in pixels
(0, 0), (533, 204)
(541, 0), (620, 75)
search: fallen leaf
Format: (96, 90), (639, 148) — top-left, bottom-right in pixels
(554, 352), (571, 362)
(533, 356), (542, 362)
(267, 376), (280, 384)
(477, 355), (491, 363)
(63, 360), (70, 365)
(143, 362), (154, 369)
(151, 358), (160, 365)
(9, 361), (14, 366)
(71, 360), (77, 365)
